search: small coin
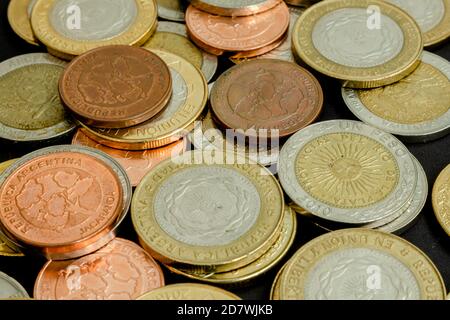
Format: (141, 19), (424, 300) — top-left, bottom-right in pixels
(34, 238), (164, 300)
(342, 51), (450, 143)
(292, 0), (423, 88)
(278, 229), (446, 300)
(138, 283), (240, 300)
(60, 45), (172, 129)
(211, 59), (323, 138)
(0, 271), (29, 299)
(386, 0), (450, 47)
(191, 0), (282, 16)
(0, 53), (75, 142)
(7, 0), (38, 45)
(156, 0), (185, 21)
(432, 164), (450, 236)
(31, 0), (157, 58)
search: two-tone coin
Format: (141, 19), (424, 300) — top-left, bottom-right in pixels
(0, 271), (29, 299)
(7, 0), (38, 45)
(432, 164), (450, 236)
(138, 283), (240, 300)
(190, 0), (282, 16)
(156, 0), (185, 21)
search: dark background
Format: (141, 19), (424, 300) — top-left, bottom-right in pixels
(0, 0), (449, 299)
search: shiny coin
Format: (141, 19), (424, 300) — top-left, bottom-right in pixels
(138, 283), (240, 300)
(156, 0), (185, 21)
(211, 59), (323, 138)
(0, 271), (29, 299)
(278, 229), (446, 300)
(270, 265), (284, 300)
(7, 0), (38, 45)
(0, 53), (75, 142)
(190, 0), (282, 16)
(34, 238), (164, 300)
(31, 0), (157, 59)
(432, 164), (450, 236)
(343, 51), (450, 143)
(279, 120), (417, 225)
(143, 21), (218, 82)
(80, 49), (207, 150)
(292, 0), (423, 88)
(132, 150), (285, 273)
(60, 45), (172, 129)
(386, 0), (450, 47)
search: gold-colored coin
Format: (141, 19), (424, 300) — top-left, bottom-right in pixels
(278, 229), (446, 300)
(138, 283), (241, 300)
(7, 0), (38, 45)
(432, 164), (450, 236)
(292, 0), (423, 88)
(132, 150), (285, 273)
(270, 264), (286, 300)
(79, 49), (207, 150)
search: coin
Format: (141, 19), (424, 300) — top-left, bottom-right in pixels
(0, 53), (75, 142)
(211, 59), (323, 138)
(284, 0), (320, 6)
(191, 0), (282, 16)
(157, 0), (185, 21)
(0, 271), (29, 299)
(143, 21), (218, 82)
(292, 0), (423, 88)
(7, 0), (38, 45)
(185, 2), (289, 54)
(72, 129), (186, 186)
(228, 30), (288, 59)
(132, 150), (285, 273)
(432, 164), (450, 236)
(138, 283), (240, 300)
(31, 0), (157, 59)
(34, 238), (164, 300)
(343, 52), (450, 143)
(386, 0), (450, 47)
(60, 45), (172, 129)
(79, 49), (207, 150)
(279, 120), (417, 225)
(278, 229), (446, 300)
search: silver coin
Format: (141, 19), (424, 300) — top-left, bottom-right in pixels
(342, 51), (450, 142)
(190, 0), (279, 14)
(156, 0), (185, 21)
(278, 120), (417, 225)
(0, 53), (75, 142)
(0, 272), (29, 299)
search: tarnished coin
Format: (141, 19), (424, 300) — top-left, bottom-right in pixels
(278, 229), (446, 300)
(186, 2), (289, 54)
(7, 0), (38, 45)
(292, 0), (423, 88)
(211, 59), (323, 138)
(0, 272), (29, 299)
(386, 0), (450, 47)
(143, 21), (218, 82)
(432, 164), (450, 236)
(80, 49), (207, 150)
(31, 0), (157, 59)
(278, 120), (417, 225)
(156, 0), (185, 21)
(132, 151), (285, 273)
(138, 283), (240, 300)
(190, 0), (282, 16)
(343, 51), (450, 143)
(60, 45), (172, 129)
(34, 238), (164, 300)
(0, 53), (75, 142)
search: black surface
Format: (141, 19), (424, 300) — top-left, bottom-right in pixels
(0, 0), (449, 300)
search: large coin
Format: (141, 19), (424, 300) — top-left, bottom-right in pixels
(0, 272), (29, 299)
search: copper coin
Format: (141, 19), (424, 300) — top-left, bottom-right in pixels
(59, 45), (172, 129)
(185, 2), (289, 54)
(211, 59), (324, 137)
(0, 150), (123, 249)
(34, 238), (165, 300)
(72, 129), (186, 187)
(230, 30), (288, 59)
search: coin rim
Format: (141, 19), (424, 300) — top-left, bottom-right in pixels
(137, 283), (241, 300)
(7, 0), (38, 46)
(432, 163), (450, 237)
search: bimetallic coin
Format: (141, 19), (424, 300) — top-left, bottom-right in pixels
(138, 283), (240, 300)
(343, 51), (450, 143)
(132, 151), (285, 273)
(7, 0), (38, 45)
(80, 49), (207, 150)
(191, 0), (282, 16)
(60, 45), (172, 129)
(278, 229), (446, 300)
(292, 0), (423, 88)
(278, 120), (417, 225)
(34, 238), (164, 300)
(157, 0), (185, 21)
(432, 164), (450, 236)
(31, 0), (157, 58)
(0, 53), (75, 142)
(143, 21), (218, 82)
(0, 272), (29, 299)
(386, 0), (450, 47)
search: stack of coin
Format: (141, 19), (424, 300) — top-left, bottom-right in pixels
(271, 229), (447, 300)
(279, 120), (427, 233)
